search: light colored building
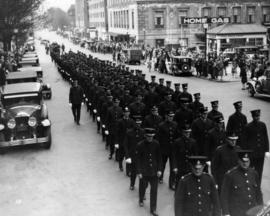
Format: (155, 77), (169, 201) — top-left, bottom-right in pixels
(88, 0), (108, 40)
(75, 0), (89, 36)
(107, 0), (270, 50)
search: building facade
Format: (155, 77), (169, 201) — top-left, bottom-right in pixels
(106, 0), (270, 49)
(88, 0), (108, 40)
(75, 0), (89, 36)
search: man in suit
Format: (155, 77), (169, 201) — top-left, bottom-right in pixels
(137, 128), (162, 216)
(69, 80), (84, 125)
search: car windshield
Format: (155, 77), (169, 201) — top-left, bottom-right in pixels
(3, 94), (40, 108)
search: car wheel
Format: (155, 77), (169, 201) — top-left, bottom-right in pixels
(43, 133), (52, 149)
(247, 84), (255, 97)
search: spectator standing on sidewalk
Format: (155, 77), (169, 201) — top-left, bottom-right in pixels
(239, 59), (247, 90)
(0, 56), (8, 93)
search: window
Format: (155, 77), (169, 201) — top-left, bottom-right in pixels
(217, 7), (226, 17)
(154, 11), (164, 28)
(110, 12), (112, 27)
(262, 7), (270, 23)
(247, 7), (255, 23)
(132, 10), (134, 29)
(178, 10), (188, 28)
(202, 7), (211, 17)
(233, 7), (241, 23)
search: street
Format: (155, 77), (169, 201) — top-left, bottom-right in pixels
(0, 29), (269, 216)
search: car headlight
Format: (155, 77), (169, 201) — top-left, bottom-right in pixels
(7, 119), (16, 129)
(41, 119), (51, 127)
(28, 116), (37, 127)
(0, 124), (5, 131)
(46, 84), (51, 89)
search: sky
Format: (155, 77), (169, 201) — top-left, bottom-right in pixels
(42, 0), (75, 12)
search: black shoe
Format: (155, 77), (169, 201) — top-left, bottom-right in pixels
(158, 179), (163, 184)
(119, 167), (123, 172)
(108, 155), (112, 160)
(150, 210), (158, 216)
(139, 201), (144, 207)
(129, 186), (134, 190)
(77, 121), (80, 125)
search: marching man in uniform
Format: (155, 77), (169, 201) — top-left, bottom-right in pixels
(174, 156), (221, 216)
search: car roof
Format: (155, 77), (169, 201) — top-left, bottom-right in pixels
(171, 55), (192, 59)
(17, 66), (42, 72)
(7, 71), (37, 80)
(3, 82), (41, 95)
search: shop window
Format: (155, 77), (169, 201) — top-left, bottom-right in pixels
(217, 7), (226, 17)
(262, 7), (270, 23)
(178, 10), (188, 28)
(154, 11), (164, 28)
(247, 7), (255, 23)
(233, 7), (241, 23)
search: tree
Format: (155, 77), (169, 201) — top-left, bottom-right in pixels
(0, 0), (43, 51)
(45, 7), (70, 31)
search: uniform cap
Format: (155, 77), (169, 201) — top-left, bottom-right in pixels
(151, 106), (158, 112)
(188, 156), (208, 168)
(166, 110), (175, 117)
(233, 101), (242, 108)
(182, 83), (188, 88)
(159, 78), (164, 82)
(199, 106), (208, 113)
(182, 123), (192, 132)
(113, 98), (120, 103)
(133, 115), (142, 123)
(226, 131), (238, 140)
(211, 100), (219, 106)
(174, 83), (180, 87)
(193, 93), (200, 98)
(124, 107), (130, 112)
(166, 80), (171, 84)
(179, 97), (190, 103)
(165, 91), (172, 97)
(151, 75), (156, 79)
(144, 128), (156, 136)
(213, 115), (224, 123)
(236, 149), (253, 162)
(250, 109), (261, 117)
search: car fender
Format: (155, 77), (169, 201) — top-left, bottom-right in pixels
(41, 104), (48, 119)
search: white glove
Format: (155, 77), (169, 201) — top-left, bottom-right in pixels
(173, 168), (178, 173)
(102, 124), (105, 128)
(69, 103), (72, 106)
(97, 116), (100, 122)
(85, 98), (88, 102)
(93, 109), (97, 114)
(115, 144), (119, 149)
(265, 152), (270, 158)
(81, 102), (84, 105)
(83, 94), (85, 98)
(105, 130), (109, 135)
(89, 103), (92, 106)
(206, 161), (211, 166)
(125, 158), (132, 164)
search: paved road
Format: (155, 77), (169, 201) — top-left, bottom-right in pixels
(0, 30), (269, 216)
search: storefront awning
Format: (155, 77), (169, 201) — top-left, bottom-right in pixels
(207, 24), (267, 35)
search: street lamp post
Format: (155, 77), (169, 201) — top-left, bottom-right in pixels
(203, 23), (208, 62)
(13, 28), (19, 62)
(143, 28), (146, 45)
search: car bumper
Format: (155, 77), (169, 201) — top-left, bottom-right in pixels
(0, 136), (49, 147)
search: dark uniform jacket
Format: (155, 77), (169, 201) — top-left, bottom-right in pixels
(190, 101), (204, 119)
(129, 101), (146, 118)
(221, 166), (263, 216)
(178, 92), (193, 104)
(143, 91), (159, 112)
(116, 118), (135, 146)
(106, 105), (123, 134)
(69, 85), (84, 105)
(158, 100), (176, 118)
(207, 110), (224, 122)
(205, 127), (226, 159)
(157, 120), (178, 156)
(191, 118), (214, 155)
(143, 114), (163, 131)
(172, 136), (197, 176)
(175, 173), (221, 216)
(124, 127), (145, 159)
(136, 139), (162, 177)
(211, 142), (240, 188)
(172, 90), (181, 106)
(243, 121), (269, 158)
(174, 107), (193, 131)
(226, 112), (247, 147)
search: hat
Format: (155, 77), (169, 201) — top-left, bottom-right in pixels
(251, 109), (261, 117)
(165, 91), (172, 97)
(151, 106), (158, 112)
(213, 115), (224, 124)
(182, 123), (192, 132)
(166, 80), (171, 85)
(182, 83), (188, 89)
(193, 93), (200, 98)
(211, 100), (219, 106)
(199, 106), (208, 113)
(179, 97), (190, 103)
(151, 75), (156, 79)
(174, 83), (180, 87)
(233, 101), (242, 108)
(236, 149), (253, 162)
(226, 131), (238, 140)
(113, 98), (120, 103)
(188, 156), (208, 168)
(144, 128), (156, 136)
(133, 115), (142, 123)
(159, 78), (164, 82)
(124, 107), (130, 112)
(166, 110), (175, 117)
(142, 73), (146, 78)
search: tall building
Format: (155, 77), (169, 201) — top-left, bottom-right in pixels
(75, 0), (89, 36)
(68, 4), (76, 28)
(106, 0), (269, 51)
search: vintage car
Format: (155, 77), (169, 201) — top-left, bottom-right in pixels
(6, 71), (51, 99)
(19, 57), (39, 67)
(247, 68), (270, 98)
(166, 55), (193, 76)
(122, 48), (142, 65)
(17, 66), (43, 78)
(22, 53), (38, 59)
(0, 82), (52, 149)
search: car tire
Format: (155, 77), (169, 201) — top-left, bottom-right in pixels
(43, 133), (52, 149)
(247, 84), (255, 97)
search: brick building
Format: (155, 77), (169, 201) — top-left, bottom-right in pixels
(106, 0), (270, 50)
(75, 0), (89, 36)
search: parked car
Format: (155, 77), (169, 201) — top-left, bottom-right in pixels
(0, 82), (52, 149)
(247, 68), (270, 98)
(6, 71), (51, 99)
(19, 57), (39, 67)
(17, 66), (43, 78)
(122, 48), (142, 65)
(166, 55), (193, 76)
